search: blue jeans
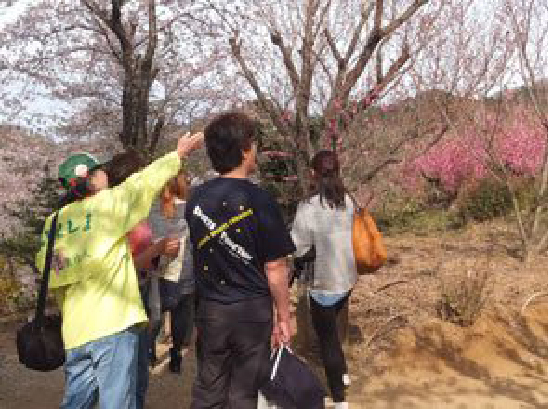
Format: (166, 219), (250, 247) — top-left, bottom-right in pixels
(60, 326), (140, 409)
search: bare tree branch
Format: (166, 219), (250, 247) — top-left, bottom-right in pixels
(229, 35), (290, 136)
(270, 30), (301, 92)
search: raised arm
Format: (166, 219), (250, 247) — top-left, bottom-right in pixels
(98, 132), (204, 236)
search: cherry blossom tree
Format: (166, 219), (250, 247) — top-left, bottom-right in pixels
(1, 0), (224, 155)
(194, 0), (443, 195)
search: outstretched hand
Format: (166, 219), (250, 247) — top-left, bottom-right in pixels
(177, 131), (204, 158)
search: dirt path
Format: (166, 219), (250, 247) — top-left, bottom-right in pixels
(1, 302), (546, 409)
(0, 327), (196, 409)
(1, 222), (547, 408)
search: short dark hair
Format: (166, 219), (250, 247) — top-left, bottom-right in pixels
(204, 112), (258, 174)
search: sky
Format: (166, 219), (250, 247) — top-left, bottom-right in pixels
(0, 0), (545, 138)
(1, 0), (75, 137)
(0, 0), (30, 26)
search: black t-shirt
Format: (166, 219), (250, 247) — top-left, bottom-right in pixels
(185, 177), (296, 304)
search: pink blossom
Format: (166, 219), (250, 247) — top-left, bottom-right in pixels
(409, 109), (546, 192)
(261, 150), (294, 158)
(281, 111), (292, 123)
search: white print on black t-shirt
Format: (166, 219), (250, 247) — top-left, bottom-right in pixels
(193, 205), (216, 230)
(193, 205), (253, 263)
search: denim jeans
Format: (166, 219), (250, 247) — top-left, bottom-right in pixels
(60, 326), (140, 409)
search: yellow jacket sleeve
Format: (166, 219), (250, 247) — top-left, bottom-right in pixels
(90, 151), (182, 237)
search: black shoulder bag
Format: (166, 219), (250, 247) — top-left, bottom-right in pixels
(16, 212), (66, 371)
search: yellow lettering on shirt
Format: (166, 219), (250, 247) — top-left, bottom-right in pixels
(197, 209), (253, 249)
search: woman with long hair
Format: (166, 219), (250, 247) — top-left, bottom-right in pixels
(291, 150), (357, 409)
(148, 167), (195, 374)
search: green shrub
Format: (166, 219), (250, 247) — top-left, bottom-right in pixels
(373, 196), (422, 232)
(407, 210), (465, 234)
(457, 178), (513, 222)
(373, 197), (465, 235)
(0, 276), (23, 315)
(514, 177), (548, 215)
(0, 254), (6, 272)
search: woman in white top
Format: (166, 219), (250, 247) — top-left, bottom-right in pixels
(291, 150), (357, 409)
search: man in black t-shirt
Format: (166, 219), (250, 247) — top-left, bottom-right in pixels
(185, 112), (295, 409)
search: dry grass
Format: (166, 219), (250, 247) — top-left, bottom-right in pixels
(436, 266), (490, 327)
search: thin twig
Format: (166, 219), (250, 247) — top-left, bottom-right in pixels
(521, 291), (548, 315)
(374, 280), (410, 294)
(364, 314), (407, 348)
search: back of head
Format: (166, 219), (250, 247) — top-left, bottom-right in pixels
(103, 150), (145, 187)
(310, 150), (346, 209)
(204, 112), (258, 174)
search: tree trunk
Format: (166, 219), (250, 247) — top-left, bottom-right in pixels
(510, 191), (531, 262)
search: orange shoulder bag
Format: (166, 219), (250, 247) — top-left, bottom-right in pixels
(350, 196), (387, 275)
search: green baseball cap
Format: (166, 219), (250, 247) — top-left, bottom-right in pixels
(58, 152), (103, 189)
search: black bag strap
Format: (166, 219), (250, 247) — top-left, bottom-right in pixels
(35, 212), (59, 324)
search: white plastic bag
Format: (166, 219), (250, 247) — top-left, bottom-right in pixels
(257, 391), (279, 409)
(257, 347), (286, 409)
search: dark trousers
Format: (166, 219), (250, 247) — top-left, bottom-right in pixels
(191, 297), (272, 409)
(170, 292), (195, 350)
(150, 279), (195, 352)
(137, 283), (151, 409)
(309, 294), (349, 403)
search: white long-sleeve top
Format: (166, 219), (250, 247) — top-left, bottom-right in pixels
(291, 194), (358, 296)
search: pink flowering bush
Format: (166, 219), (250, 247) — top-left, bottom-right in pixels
(410, 109), (547, 194)
(495, 113), (547, 176)
(412, 136), (488, 192)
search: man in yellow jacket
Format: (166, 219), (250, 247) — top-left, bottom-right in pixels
(36, 132), (203, 409)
